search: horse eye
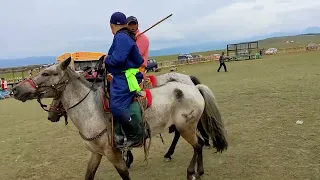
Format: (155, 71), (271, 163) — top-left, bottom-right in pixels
(42, 73), (50, 76)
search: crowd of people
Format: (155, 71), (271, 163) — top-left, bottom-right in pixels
(0, 78), (9, 99)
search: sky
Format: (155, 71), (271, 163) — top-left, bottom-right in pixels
(0, 0), (320, 58)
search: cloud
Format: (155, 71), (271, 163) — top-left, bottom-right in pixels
(0, 0), (319, 58)
(191, 0), (320, 40)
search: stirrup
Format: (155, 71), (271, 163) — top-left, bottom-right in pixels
(119, 126), (130, 152)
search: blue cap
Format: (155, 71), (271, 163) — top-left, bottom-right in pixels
(127, 16), (138, 24)
(110, 12), (127, 25)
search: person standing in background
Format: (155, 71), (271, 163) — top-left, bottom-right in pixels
(1, 78), (7, 91)
(126, 16), (150, 74)
(1, 78), (8, 98)
(0, 78), (2, 99)
(217, 52), (228, 72)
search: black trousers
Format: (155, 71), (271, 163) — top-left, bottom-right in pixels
(217, 62), (227, 72)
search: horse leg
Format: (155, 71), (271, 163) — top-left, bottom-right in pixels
(197, 121), (210, 147)
(178, 129), (204, 180)
(107, 149), (131, 180)
(85, 153), (103, 180)
(124, 150), (134, 168)
(164, 125), (181, 161)
(196, 136), (205, 176)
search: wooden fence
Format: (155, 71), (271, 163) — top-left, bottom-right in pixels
(276, 46), (319, 53)
(158, 56), (218, 69)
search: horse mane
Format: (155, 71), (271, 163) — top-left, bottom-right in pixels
(189, 75), (201, 85)
(65, 67), (98, 91)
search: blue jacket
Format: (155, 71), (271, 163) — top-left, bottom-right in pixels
(105, 28), (144, 123)
(106, 28), (144, 74)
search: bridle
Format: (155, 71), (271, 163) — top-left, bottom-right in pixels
(47, 99), (69, 126)
(21, 71), (71, 108)
(21, 73), (69, 98)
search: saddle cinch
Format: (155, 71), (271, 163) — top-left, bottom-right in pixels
(101, 73), (154, 150)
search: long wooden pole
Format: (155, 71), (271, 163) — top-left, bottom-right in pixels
(136, 14), (173, 38)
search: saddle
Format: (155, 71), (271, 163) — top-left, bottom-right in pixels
(101, 73), (153, 113)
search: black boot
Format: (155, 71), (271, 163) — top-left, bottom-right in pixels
(121, 119), (143, 148)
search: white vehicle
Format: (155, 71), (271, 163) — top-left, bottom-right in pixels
(178, 53), (193, 61)
(265, 48), (278, 55)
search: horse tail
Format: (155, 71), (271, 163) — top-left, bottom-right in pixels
(196, 84), (228, 153)
(189, 75), (211, 145)
(189, 75), (201, 85)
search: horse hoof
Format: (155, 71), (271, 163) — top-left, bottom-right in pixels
(205, 145), (211, 149)
(198, 171), (204, 176)
(164, 157), (171, 162)
(194, 173), (202, 180)
(188, 174), (200, 180)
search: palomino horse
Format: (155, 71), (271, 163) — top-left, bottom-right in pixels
(46, 72), (211, 168)
(12, 56), (228, 180)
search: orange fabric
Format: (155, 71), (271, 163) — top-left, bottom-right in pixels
(135, 30), (149, 68)
(139, 66), (145, 74)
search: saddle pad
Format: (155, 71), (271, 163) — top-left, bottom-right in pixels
(145, 75), (157, 87)
(144, 89), (152, 108)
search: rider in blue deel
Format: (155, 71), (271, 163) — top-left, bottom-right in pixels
(105, 12), (144, 147)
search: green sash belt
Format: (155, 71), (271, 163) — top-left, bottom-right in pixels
(124, 68), (141, 92)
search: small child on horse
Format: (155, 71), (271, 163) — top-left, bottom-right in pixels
(104, 12), (145, 148)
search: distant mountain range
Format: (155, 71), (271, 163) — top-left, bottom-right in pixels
(0, 27), (319, 68)
(301, 26), (320, 34)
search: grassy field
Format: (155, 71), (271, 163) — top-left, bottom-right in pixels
(1, 51), (320, 180)
(0, 71), (27, 79)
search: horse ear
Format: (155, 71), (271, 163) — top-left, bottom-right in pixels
(98, 55), (106, 63)
(60, 56), (72, 70)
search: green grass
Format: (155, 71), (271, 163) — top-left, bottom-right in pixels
(1, 51), (320, 180)
(0, 71), (27, 79)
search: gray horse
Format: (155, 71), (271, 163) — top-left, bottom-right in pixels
(12, 56), (228, 180)
(46, 72), (211, 168)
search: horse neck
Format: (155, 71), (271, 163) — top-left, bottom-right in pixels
(60, 73), (108, 136)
